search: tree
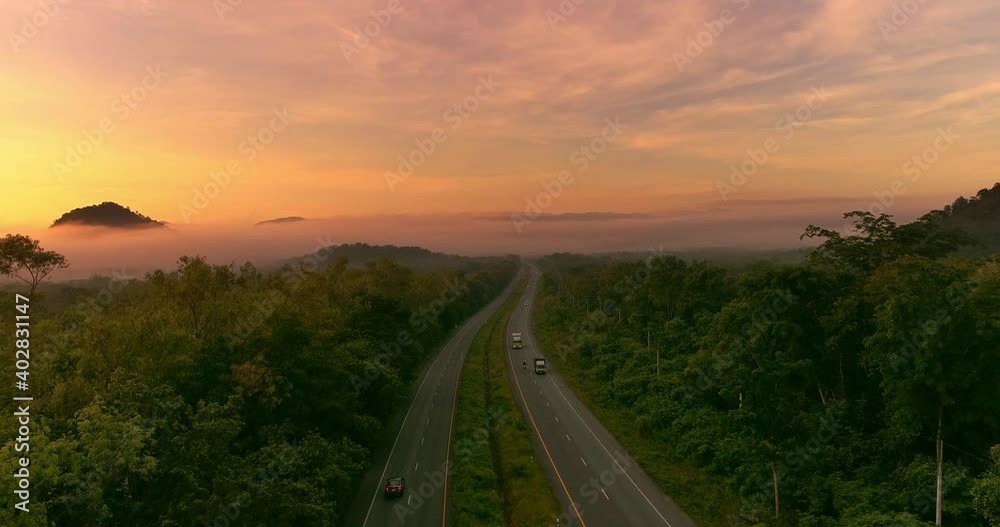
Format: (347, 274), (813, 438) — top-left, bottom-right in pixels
(801, 211), (974, 273)
(0, 234), (69, 296)
(972, 445), (1000, 526)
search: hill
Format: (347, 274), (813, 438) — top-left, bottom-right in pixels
(51, 202), (165, 229)
(938, 182), (1000, 255)
(255, 216), (306, 226)
(282, 242), (513, 272)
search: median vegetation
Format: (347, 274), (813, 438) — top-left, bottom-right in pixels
(450, 278), (561, 526)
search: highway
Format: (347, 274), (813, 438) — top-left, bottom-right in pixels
(343, 273), (518, 527)
(504, 267), (698, 527)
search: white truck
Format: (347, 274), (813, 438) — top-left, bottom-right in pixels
(533, 357), (547, 374)
(512, 333), (522, 349)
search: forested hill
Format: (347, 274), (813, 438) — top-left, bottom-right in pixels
(532, 209), (999, 526)
(284, 242), (511, 271)
(0, 254), (518, 525)
(50, 201), (165, 228)
(939, 182), (1000, 254)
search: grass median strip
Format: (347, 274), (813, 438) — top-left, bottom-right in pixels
(450, 280), (561, 526)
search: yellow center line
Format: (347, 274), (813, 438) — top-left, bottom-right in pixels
(506, 295), (588, 527)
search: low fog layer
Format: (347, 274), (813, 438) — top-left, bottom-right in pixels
(5, 195), (943, 280)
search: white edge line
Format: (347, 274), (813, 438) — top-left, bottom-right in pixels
(547, 376), (674, 527)
(361, 323), (468, 525)
(522, 271), (675, 527)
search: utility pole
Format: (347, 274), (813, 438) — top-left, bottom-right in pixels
(648, 329), (659, 376)
(936, 406), (943, 527)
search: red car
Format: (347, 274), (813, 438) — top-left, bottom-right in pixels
(384, 477), (406, 497)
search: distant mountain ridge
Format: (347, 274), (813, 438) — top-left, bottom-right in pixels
(256, 216), (306, 226)
(282, 242), (512, 271)
(51, 202), (165, 229)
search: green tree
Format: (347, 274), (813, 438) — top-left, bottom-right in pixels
(0, 234), (69, 296)
(972, 446), (1000, 526)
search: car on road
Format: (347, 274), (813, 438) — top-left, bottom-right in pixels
(524, 301), (528, 306)
(384, 477), (406, 497)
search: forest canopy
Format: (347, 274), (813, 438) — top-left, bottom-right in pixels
(0, 253), (516, 526)
(533, 211), (999, 526)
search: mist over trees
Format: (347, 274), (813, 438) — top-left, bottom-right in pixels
(0, 234), (69, 296)
(533, 211), (999, 526)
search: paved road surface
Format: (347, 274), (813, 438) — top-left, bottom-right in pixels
(503, 267), (698, 527)
(343, 273), (518, 527)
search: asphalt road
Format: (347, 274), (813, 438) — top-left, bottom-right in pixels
(504, 267), (698, 527)
(343, 273), (517, 527)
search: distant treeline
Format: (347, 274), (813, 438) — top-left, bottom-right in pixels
(533, 211), (1000, 526)
(0, 254), (517, 526)
(283, 242), (513, 272)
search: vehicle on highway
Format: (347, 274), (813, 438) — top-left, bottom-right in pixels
(534, 357), (547, 374)
(384, 477), (406, 497)
(512, 332), (522, 349)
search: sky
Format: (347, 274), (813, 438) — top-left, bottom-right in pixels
(1, 0), (999, 263)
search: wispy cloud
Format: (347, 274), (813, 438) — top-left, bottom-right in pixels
(0, 0), (998, 228)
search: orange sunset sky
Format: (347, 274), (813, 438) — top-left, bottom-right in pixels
(1, 0), (999, 256)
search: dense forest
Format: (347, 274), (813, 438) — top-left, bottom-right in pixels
(0, 252), (517, 526)
(533, 210), (1000, 526)
(941, 182), (1000, 256)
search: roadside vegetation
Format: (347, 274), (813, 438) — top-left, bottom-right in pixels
(0, 248), (516, 526)
(532, 210), (1000, 526)
(451, 278), (562, 526)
